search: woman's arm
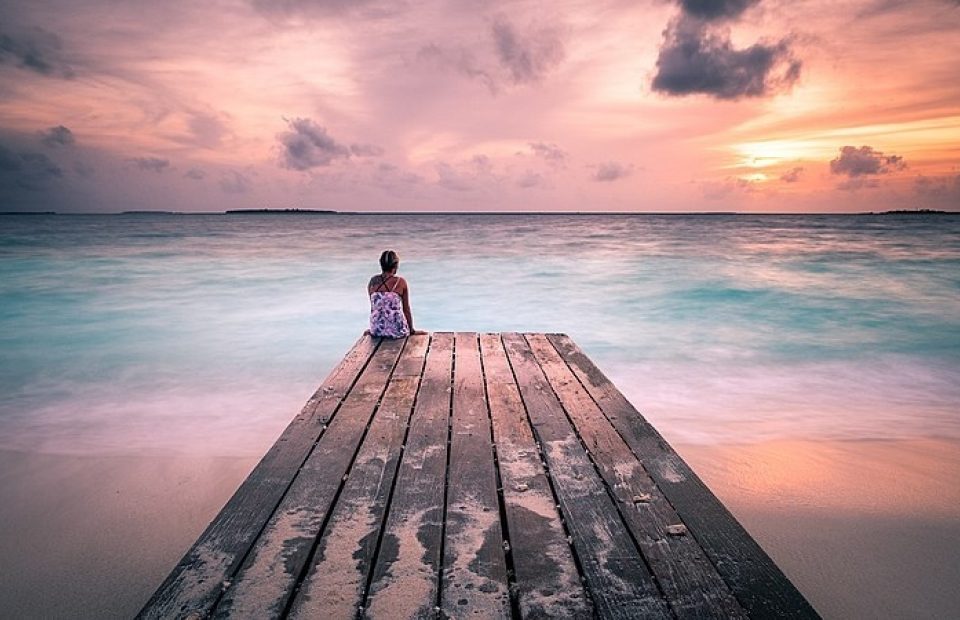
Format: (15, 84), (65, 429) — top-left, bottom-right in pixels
(400, 282), (426, 335)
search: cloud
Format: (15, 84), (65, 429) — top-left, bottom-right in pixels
(220, 170), (251, 194)
(416, 43), (498, 94)
(350, 143), (384, 157)
(491, 16), (565, 85)
(250, 0), (380, 18)
(836, 177), (880, 191)
(184, 167), (205, 180)
(434, 155), (497, 192)
(516, 171), (543, 188)
(0, 26), (75, 78)
(74, 161), (94, 178)
(829, 146), (906, 177)
(130, 157), (170, 173)
(370, 162), (423, 193)
(914, 174), (960, 202)
(40, 125), (75, 148)
(436, 162), (473, 191)
(278, 117), (350, 170)
(593, 161), (632, 182)
(679, 0), (760, 21)
(529, 141), (566, 165)
(780, 166), (803, 182)
(0, 143), (63, 191)
(187, 112), (226, 149)
(652, 15), (801, 99)
(701, 177), (754, 199)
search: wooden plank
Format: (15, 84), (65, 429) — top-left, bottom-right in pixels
(363, 333), (454, 620)
(440, 333), (511, 617)
(137, 334), (380, 620)
(479, 333), (592, 619)
(502, 333), (671, 619)
(286, 334), (429, 619)
(546, 334), (820, 619)
(527, 334), (746, 619)
(212, 337), (408, 618)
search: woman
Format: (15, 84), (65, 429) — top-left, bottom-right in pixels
(368, 250), (426, 338)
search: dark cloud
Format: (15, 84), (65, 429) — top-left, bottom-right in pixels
(491, 16), (565, 84)
(0, 143), (63, 191)
(0, 27), (75, 78)
(220, 170), (251, 194)
(184, 168), (205, 180)
(652, 15), (801, 99)
(780, 166), (803, 182)
(593, 161), (632, 182)
(830, 146), (906, 177)
(350, 143), (384, 157)
(679, 0), (760, 21)
(74, 160), (95, 178)
(278, 117), (350, 170)
(40, 125), (75, 148)
(529, 141), (566, 165)
(130, 157), (170, 173)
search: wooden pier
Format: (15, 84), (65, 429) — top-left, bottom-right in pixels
(139, 333), (818, 619)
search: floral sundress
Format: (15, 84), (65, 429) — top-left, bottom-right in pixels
(369, 276), (409, 338)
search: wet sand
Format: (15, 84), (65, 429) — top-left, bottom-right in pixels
(1, 438), (958, 618)
(0, 450), (258, 619)
(677, 437), (960, 619)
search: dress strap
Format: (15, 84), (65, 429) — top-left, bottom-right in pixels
(389, 277), (400, 292)
(374, 274), (391, 292)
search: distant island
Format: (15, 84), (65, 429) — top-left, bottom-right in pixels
(225, 208), (337, 214)
(879, 209), (950, 214)
(1, 211), (56, 215)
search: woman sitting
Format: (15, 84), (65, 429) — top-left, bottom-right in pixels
(368, 250), (426, 338)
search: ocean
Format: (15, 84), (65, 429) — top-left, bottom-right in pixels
(1, 212), (958, 456)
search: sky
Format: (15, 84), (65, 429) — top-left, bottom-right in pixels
(1, 0), (959, 213)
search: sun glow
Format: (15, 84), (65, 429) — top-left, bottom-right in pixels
(732, 139), (832, 169)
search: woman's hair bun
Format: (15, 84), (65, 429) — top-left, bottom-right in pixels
(379, 250), (399, 271)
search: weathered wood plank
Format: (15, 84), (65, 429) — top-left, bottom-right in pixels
(212, 337), (408, 618)
(363, 333), (454, 620)
(546, 333), (820, 619)
(440, 333), (511, 618)
(502, 333), (671, 620)
(137, 334), (380, 620)
(527, 333), (746, 619)
(287, 334), (429, 619)
(479, 333), (592, 619)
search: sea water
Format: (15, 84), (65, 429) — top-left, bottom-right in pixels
(1, 212), (958, 456)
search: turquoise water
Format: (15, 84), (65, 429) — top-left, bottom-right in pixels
(1, 213), (958, 455)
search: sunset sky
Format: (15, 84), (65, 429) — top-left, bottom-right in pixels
(1, 0), (958, 213)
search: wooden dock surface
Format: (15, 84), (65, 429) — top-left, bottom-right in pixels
(139, 333), (818, 619)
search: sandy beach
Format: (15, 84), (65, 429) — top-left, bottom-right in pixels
(1, 437), (957, 618)
(677, 437), (960, 619)
(0, 450), (258, 619)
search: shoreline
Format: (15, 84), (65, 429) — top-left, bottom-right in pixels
(1, 437), (958, 618)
